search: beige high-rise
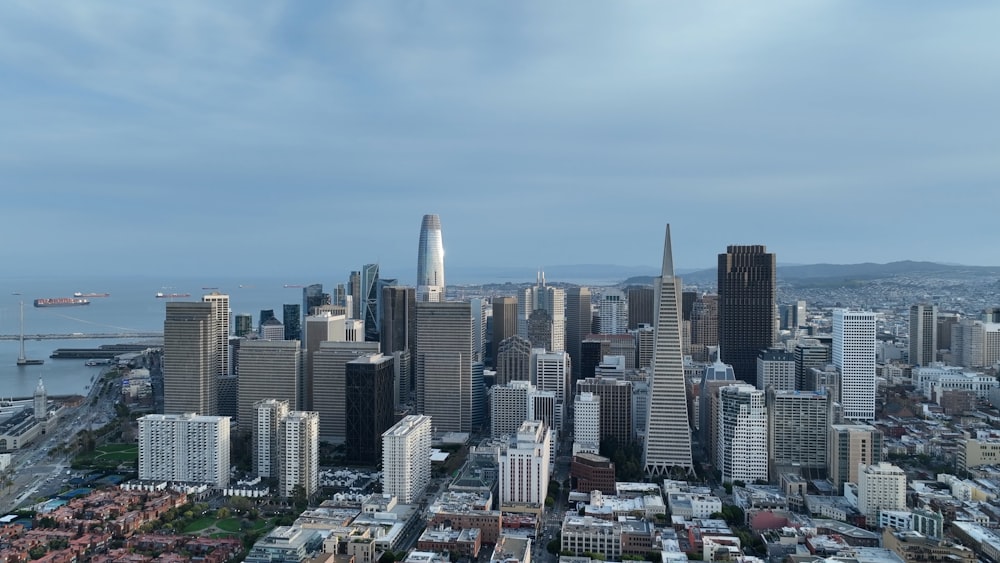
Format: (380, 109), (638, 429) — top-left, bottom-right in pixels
(238, 340), (301, 430)
(416, 301), (473, 433)
(829, 423), (883, 493)
(164, 301), (218, 416)
(312, 340), (379, 442)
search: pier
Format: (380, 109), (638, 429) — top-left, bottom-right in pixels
(0, 332), (162, 341)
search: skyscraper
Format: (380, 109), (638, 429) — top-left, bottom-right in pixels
(626, 286), (655, 330)
(202, 292), (231, 378)
(518, 273), (565, 352)
(756, 348), (795, 391)
(417, 214), (446, 302)
(491, 296), (518, 367)
(238, 340), (302, 429)
(416, 301), (473, 433)
(345, 353), (396, 465)
(531, 349), (571, 432)
(598, 289), (628, 335)
(689, 293), (719, 362)
(283, 303), (302, 341)
(348, 271), (362, 319)
(381, 285), (416, 393)
(565, 287), (591, 380)
(312, 340), (379, 442)
(490, 380), (535, 438)
(834, 309), (877, 421)
(138, 413), (230, 487)
(718, 245), (777, 384)
(164, 301), (218, 416)
(767, 388), (830, 479)
(643, 225), (695, 475)
(302, 283), (330, 318)
(303, 312), (347, 411)
(234, 313), (253, 338)
(909, 304), (938, 367)
(716, 384), (767, 484)
(495, 335), (532, 385)
(577, 377), (633, 446)
(254, 398), (289, 478)
(829, 423), (883, 492)
(795, 339), (831, 391)
(361, 263), (380, 342)
(382, 415), (432, 504)
(277, 411), (320, 498)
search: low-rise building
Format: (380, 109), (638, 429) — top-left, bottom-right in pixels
(244, 526), (323, 563)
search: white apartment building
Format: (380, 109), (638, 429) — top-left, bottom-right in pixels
(834, 309), (877, 421)
(598, 289), (628, 335)
(254, 399), (289, 478)
(857, 462), (907, 521)
(717, 384), (767, 484)
(499, 420), (552, 511)
(573, 392), (600, 455)
(278, 411), (320, 498)
(382, 415), (432, 504)
(138, 413), (230, 488)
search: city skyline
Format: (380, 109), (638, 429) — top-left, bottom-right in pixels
(2, 2), (999, 277)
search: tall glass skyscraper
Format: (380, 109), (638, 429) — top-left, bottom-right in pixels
(417, 214), (445, 302)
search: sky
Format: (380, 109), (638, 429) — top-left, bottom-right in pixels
(2, 1), (998, 284)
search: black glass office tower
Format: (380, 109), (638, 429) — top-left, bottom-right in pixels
(718, 245), (776, 384)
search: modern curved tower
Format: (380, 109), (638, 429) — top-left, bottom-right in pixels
(417, 214), (445, 302)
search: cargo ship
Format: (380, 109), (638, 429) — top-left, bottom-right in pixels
(155, 292), (191, 298)
(34, 297), (91, 307)
(73, 292), (110, 298)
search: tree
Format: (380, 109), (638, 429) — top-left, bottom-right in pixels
(291, 484), (309, 512)
(216, 507), (231, 520)
(547, 534), (562, 555)
(379, 552), (395, 563)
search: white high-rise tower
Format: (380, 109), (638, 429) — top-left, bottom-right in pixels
(834, 309), (877, 421)
(643, 225), (695, 475)
(202, 292), (231, 377)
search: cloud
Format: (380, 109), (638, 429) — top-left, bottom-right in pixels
(0, 1), (999, 277)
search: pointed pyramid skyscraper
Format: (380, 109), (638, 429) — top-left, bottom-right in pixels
(643, 224), (695, 476)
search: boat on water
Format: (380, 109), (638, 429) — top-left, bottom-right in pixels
(155, 292), (191, 298)
(73, 292), (110, 298)
(34, 297), (90, 307)
(284, 284), (305, 288)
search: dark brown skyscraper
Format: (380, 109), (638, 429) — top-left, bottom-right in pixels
(718, 245), (776, 384)
(491, 296), (518, 367)
(626, 286), (654, 330)
(345, 353), (396, 465)
(565, 287), (591, 380)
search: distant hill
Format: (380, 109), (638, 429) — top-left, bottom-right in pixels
(625, 260), (1000, 287)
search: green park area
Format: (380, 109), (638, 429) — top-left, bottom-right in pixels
(72, 443), (138, 469)
(184, 515), (273, 536)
